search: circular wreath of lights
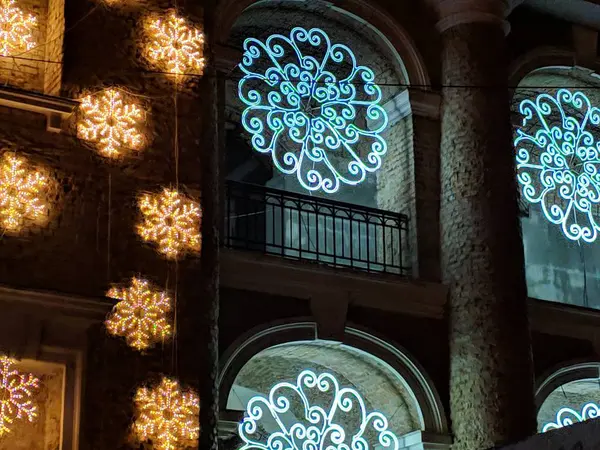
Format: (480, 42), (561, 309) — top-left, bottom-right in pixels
(515, 88), (600, 243)
(238, 27), (389, 194)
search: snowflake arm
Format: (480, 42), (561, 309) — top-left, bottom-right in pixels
(0, 0), (36, 57)
(137, 188), (202, 260)
(78, 89), (145, 158)
(105, 277), (172, 351)
(0, 153), (50, 233)
(0, 356), (40, 436)
(134, 377), (200, 450)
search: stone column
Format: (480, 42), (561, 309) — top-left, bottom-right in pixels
(436, 1), (536, 448)
(198, 0), (220, 448)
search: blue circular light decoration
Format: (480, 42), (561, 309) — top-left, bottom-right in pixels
(515, 89), (600, 243)
(238, 27), (389, 193)
(238, 369), (400, 450)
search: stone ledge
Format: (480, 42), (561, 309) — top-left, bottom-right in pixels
(0, 85), (78, 133)
(0, 284), (112, 323)
(221, 248), (448, 319)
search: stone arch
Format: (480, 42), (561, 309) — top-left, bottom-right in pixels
(535, 360), (600, 432)
(214, 0), (431, 87)
(508, 47), (576, 93)
(218, 319), (449, 436)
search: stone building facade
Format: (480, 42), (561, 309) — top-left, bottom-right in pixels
(0, 0), (599, 449)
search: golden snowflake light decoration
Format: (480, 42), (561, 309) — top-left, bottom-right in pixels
(0, 356), (40, 436)
(134, 377), (200, 450)
(137, 188), (201, 260)
(0, 153), (50, 234)
(0, 0), (37, 57)
(145, 11), (205, 77)
(105, 277), (172, 351)
(78, 89), (145, 158)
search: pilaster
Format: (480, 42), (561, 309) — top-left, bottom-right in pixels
(437, 0), (536, 448)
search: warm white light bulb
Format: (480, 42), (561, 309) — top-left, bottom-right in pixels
(145, 11), (205, 77)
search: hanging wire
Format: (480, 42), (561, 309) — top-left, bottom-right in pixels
(107, 172), (112, 283)
(3, 52), (600, 90)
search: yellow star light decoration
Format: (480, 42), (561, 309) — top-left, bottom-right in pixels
(78, 89), (145, 158)
(145, 11), (205, 77)
(0, 153), (50, 234)
(134, 377), (200, 450)
(0, 356), (40, 436)
(0, 0), (36, 57)
(105, 277), (172, 351)
(137, 188), (201, 260)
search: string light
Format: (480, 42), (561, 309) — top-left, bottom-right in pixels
(0, 0), (36, 57)
(134, 377), (200, 450)
(0, 356), (40, 436)
(0, 153), (50, 234)
(105, 277), (172, 351)
(137, 188), (201, 260)
(78, 89), (145, 158)
(144, 11), (205, 77)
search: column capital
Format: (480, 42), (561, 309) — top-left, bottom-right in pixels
(433, 0), (520, 34)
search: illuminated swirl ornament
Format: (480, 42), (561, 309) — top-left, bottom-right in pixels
(239, 369), (400, 450)
(515, 89), (600, 242)
(134, 377), (200, 450)
(0, 356), (40, 436)
(542, 403), (600, 432)
(0, 0), (37, 57)
(238, 27), (389, 193)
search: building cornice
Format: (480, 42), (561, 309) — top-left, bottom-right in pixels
(0, 284), (112, 323)
(433, 0), (512, 33)
(0, 86), (78, 133)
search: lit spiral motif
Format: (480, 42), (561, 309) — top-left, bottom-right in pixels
(515, 89), (600, 243)
(238, 369), (400, 450)
(238, 27), (389, 194)
(542, 402), (600, 432)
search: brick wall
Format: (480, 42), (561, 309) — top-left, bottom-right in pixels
(44, 0), (64, 95)
(0, 0), (61, 93)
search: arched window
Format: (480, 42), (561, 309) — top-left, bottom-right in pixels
(512, 66), (600, 309)
(222, 0), (416, 275)
(218, 323), (449, 450)
(536, 362), (600, 432)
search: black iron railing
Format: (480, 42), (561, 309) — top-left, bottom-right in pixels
(224, 181), (410, 275)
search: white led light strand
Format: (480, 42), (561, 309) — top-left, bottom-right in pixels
(542, 402), (600, 432)
(238, 27), (389, 194)
(515, 89), (600, 243)
(239, 369), (400, 450)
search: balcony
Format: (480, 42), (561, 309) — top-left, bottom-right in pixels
(224, 181), (411, 275)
